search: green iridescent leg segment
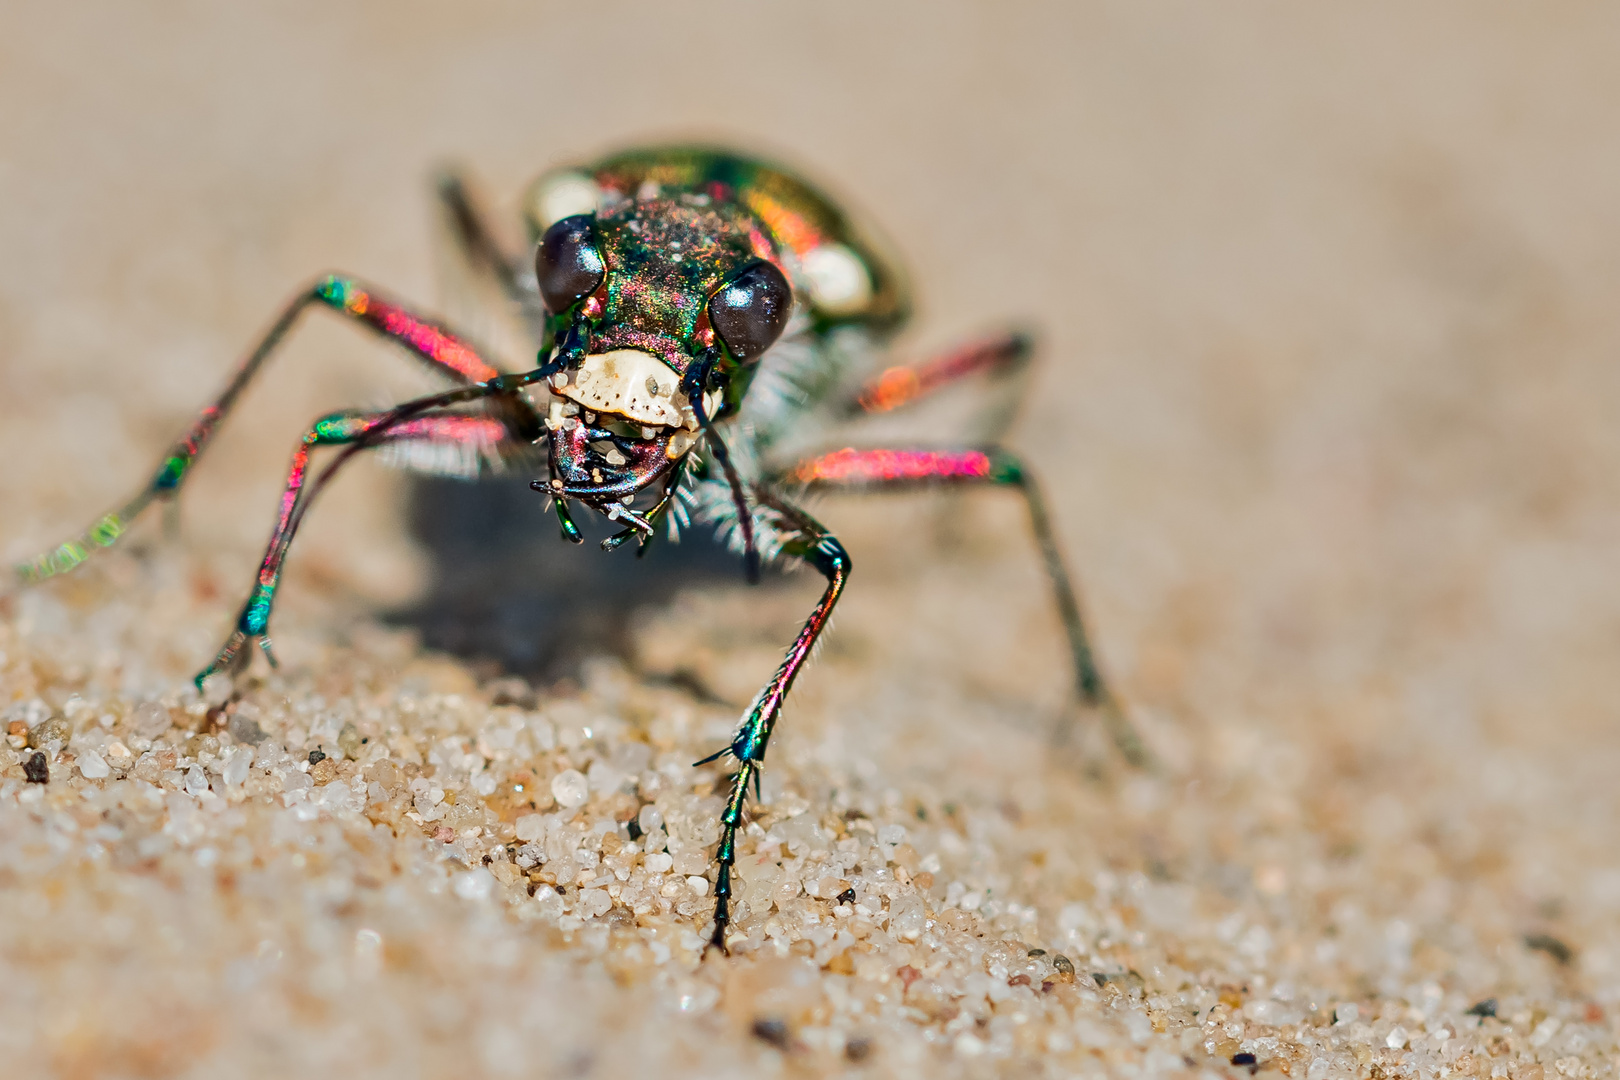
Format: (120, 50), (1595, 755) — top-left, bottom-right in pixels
(14, 493), (157, 585)
(194, 377), (543, 690)
(15, 274), (526, 589)
(551, 498), (584, 544)
(699, 493), (850, 954)
(194, 408), (381, 688)
(784, 446), (1147, 767)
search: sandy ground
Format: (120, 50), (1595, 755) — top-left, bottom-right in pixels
(3, 3), (1620, 1077)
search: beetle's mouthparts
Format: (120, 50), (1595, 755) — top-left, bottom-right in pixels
(544, 349), (721, 437)
(543, 409), (681, 504)
(540, 351), (713, 492)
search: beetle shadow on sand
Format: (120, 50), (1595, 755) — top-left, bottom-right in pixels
(386, 475), (774, 691)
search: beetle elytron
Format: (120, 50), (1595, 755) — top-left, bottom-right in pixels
(13, 146), (1143, 952)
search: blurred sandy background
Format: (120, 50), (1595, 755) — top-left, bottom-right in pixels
(4, 3), (1620, 1077)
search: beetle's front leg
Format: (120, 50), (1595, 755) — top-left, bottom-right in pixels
(698, 493), (850, 955)
(196, 381), (528, 688)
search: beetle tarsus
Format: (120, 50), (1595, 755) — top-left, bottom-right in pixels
(195, 629), (250, 691)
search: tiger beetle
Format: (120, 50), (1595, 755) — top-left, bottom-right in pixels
(12, 146), (1144, 953)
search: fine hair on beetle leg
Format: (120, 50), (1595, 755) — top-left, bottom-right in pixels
(684, 351), (761, 583)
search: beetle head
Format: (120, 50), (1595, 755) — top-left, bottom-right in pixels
(534, 195), (792, 523)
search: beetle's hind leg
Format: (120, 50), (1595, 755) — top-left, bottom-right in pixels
(697, 491), (850, 955)
(782, 446), (1147, 767)
(841, 330), (1033, 434)
(433, 168), (547, 339)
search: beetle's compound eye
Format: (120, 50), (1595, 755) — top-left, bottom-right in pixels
(708, 260), (793, 363)
(536, 214), (605, 314)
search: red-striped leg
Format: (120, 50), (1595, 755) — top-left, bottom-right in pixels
(699, 492), (850, 954)
(198, 376), (544, 687)
(845, 331), (1032, 417)
(14, 275), (536, 585)
(783, 446), (1146, 766)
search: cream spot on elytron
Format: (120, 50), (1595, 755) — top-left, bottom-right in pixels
(529, 171), (600, 230)
(801, 242), (872, 316)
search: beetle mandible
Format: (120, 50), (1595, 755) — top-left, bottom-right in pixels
(13, 145), (1143, 953)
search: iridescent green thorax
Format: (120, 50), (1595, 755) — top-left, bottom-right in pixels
(591, 198), (769, 376)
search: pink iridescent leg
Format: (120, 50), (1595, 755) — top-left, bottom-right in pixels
(783, 446), (1145, 766)
(197, 389), (536, 686)
(699, 492), (849, 954)
(14, 275), (528, 585)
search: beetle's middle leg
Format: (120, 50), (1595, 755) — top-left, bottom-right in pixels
(698, 491), (850, 955)
(196, 381), (536, 686)
(13, 275), (532, 586)
(781, 446), (1147, 767)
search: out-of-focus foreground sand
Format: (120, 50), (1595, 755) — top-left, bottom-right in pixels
(3, 4), (1620, 1077)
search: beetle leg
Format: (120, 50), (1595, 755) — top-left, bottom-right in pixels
(843, 330), (1033, 425)
(698, 491), (850, 955)
(13, 276), (536, 586)
(195, 381), (529, 689)
(781, 446), (1146, 767)
(433, 168), (548, 342)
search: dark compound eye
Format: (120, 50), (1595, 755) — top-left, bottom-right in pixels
(536, 214), (605, 313)
(708, 260), (793, 363)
